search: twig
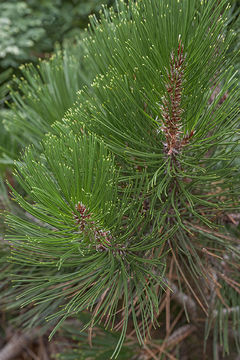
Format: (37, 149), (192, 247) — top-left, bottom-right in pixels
(164, 324), (196, 348)
(213, 306), (239, 318)
(167, 280), (197, 319)
(149, 343), (178, 360)
(226, 214), (240, 225)
(152, 324), (196, 359)
(39, 336), (49, 360)
(0, 329), (39, 360)
(24, 347), (39, 360)
(143, 345), (159, 360)
(228, 214), (240, 221)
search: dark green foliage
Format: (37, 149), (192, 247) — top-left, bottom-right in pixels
(0, 69), (16, 169)
(0, 2), (45, 68)
(0, 0), (111, 69)
(0, 69), (19, 210)
(3, 0), (240, 359)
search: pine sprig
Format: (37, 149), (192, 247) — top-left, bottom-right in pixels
(6, 133), (168, 357)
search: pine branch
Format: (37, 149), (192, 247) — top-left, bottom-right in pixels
(4, 0), (240, 358)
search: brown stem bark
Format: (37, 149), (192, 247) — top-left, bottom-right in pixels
(0, 330), (39, 360)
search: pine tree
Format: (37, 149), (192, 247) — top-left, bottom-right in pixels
(4, 0), (240, 358)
